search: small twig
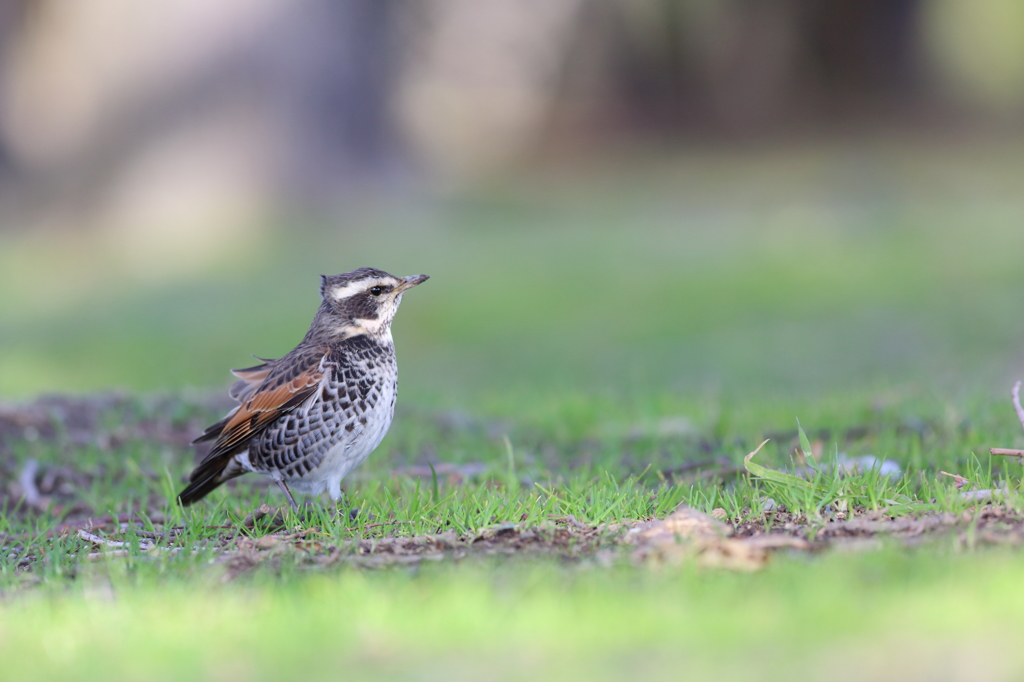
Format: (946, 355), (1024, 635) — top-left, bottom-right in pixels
(77, 529), (129, 548)
(131, 529), (183, 540)
(939, 471), (970, 490)
(87, 550), (131, 560)
(76, 529), (154, 551)
(1013, 381), (1024, 433)
(549, 514), (591, 530)
(990, 448), (1024, 458)
(240, 504), (282, 530)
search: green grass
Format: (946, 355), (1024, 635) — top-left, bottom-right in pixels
(6, 548), (1024, 681)
(3, 388), (1023, 587)
(5, 136), (1024, 678)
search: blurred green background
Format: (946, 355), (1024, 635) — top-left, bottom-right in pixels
(4, 138), (1024, 405)
(2, 1), (1024, 406)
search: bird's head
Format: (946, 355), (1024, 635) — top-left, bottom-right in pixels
(316, 267), (429, 340)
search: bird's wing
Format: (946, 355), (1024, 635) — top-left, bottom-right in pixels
(197, 347), (328, 464)
(190, 361), (275, 444)
(179, 348), (329, 506)
(228, 361), (274, 402)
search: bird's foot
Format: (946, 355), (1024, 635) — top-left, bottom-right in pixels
(274, 479), (300, 512)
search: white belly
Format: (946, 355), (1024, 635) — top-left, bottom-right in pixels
(283, 378), (397, 500)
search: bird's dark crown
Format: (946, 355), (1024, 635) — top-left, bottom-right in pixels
(319, 267), (395, 297)
(310, 267), (427, 341)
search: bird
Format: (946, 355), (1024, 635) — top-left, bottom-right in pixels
(177, 267), (429, 510)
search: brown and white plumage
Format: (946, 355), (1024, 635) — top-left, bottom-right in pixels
(178, 267), (428, 508)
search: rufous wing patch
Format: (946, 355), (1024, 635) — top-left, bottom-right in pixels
(203, 349), (327, 460)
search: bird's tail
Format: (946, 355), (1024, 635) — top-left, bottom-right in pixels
(176, 454), (241, 506)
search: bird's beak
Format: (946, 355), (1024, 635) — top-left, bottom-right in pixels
(394, 274), (429, 294)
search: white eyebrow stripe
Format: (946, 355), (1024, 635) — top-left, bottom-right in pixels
(330, 282), (364, 300)
(332, 279), (402, 301)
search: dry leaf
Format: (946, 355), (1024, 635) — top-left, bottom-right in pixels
(626, 506), (730, 544)
(628, 505), (807, 571)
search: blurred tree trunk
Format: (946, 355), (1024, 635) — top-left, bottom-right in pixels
(272, 0), (403, 201)
(0, 0), (29, 183)
(564, 0), (923, 136)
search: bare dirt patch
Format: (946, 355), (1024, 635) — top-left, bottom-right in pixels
(6, 501), (1023, 578)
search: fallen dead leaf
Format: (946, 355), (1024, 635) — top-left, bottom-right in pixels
(628, 505), (807, 571)
(627, 506), (731, 544)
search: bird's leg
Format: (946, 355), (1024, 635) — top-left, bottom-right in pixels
(275, 479), (299, 512)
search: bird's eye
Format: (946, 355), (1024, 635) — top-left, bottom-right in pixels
(369, 286), (383, 296)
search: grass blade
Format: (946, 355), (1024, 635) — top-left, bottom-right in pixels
(743, 440), (813, 491)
